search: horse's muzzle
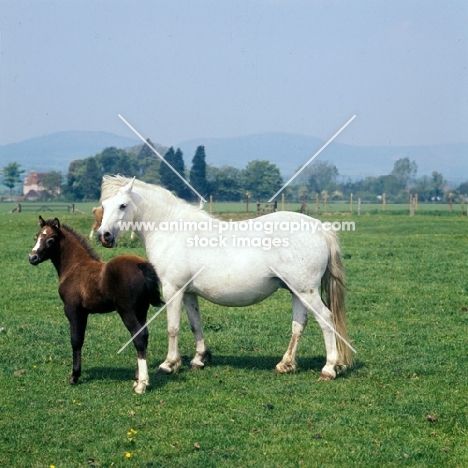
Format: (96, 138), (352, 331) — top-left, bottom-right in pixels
(99, 231), (115, 248)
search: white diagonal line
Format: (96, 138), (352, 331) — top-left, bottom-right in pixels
(118, 114), (207, 202)
(269, 266), (357, 354)
(117, 266), (206, 354)
(268, 115), (356, 202)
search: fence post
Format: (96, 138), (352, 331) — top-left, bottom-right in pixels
(358, 197), (361, 216)
(301, 194), (307, 214)
(382, 193), (386, 211)
(209, 195), (213, 215)
(315, 193), (319, 213)
(449, 193), (453, 213)
(281, 193), (285, 211)
(415, 193), (418, 211)
(410, 195), (415, 217)
(246, 193), (249, 214)
(350, 192), (353, 213)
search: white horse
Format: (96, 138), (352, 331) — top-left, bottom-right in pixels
(98, 175), (353, 387)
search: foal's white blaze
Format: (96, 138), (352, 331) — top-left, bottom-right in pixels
(31, 229), (47, 252)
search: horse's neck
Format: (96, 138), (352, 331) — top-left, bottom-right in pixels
(137, 189), (208, 223)
(52, 231), (95, 276)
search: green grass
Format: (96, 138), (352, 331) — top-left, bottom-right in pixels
(0, 210), (467, 467)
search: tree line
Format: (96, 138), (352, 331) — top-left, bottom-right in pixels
(1, 142), (468, 203)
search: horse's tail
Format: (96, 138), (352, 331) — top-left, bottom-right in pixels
(138, 262), (164, 307)
(321, 229), (354, 367)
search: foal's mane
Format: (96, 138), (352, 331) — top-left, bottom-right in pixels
(43, 218), (101, 261)
(61, 224), (102, 261)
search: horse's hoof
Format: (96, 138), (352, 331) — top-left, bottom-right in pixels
(190, 361), (205, 371)
(274, 362), (297, 374)
(336, 364), (348, 375)
(157, 361), (180, 374)
(318, 372), (335, 381)
(69, 376), (79, 385)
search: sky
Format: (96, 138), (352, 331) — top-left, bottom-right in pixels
(0, 1), (467, 148)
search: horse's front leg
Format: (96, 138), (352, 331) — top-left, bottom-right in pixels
(158, 285), (183, 374)
(184, 292), (211, 370)
(65, 306), (88, 384)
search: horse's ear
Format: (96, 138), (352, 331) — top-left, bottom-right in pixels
(122, 177), (135, 195)
(38, 215), (46, 227)
(52, 218), (60, 229)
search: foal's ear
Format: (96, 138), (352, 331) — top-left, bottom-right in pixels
(38, 215), (46, 227)
(52, 218), (61, 229)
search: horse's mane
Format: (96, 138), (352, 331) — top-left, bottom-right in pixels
(100, 175), (212, 219)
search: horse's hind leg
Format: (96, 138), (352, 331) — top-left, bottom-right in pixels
(183, 293), (211, 370)
(275, 294), (308, 374)
(300, 290), (341, 380)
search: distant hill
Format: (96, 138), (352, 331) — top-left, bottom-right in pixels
(0, 131), (139, 174)
(0, 130), (466, 186)
(178, 133), (468, 185)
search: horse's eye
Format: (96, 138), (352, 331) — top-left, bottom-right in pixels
(120, 203), (127, 210)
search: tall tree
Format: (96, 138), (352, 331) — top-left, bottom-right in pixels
(189, 146), (207, 200)
(391, 157), (417, 188)
(242, 160), (283, 200)
(173, 148), (191, 200)
(137, 139), (161, 178)
(431, 171), (446, 199)
(1, 162), (25, 197)
(306, 161), (339, 193)
(159, 147), (191, 199)
(207, 165), (243, 201)
(83, 157), (102, 200)
(41, 171), (63, 196)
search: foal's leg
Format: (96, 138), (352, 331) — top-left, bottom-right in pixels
(118, 308), (149, 394)
(65, 306), (88, 384)
(158, 284), (183, 374)
(183, 292), (211, 370)
(275, 294), (308, 374)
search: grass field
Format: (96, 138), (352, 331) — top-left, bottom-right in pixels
(0, 206), (467, 467)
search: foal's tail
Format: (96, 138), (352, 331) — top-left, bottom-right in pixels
(138, 262), (164, 307)
(321, 229), (354, 367)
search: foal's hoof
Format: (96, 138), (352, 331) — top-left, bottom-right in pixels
(133, 380), (148, 394)
(69, 375), (79, 385)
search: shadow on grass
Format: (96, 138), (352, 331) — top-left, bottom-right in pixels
(82, 365), (186, 391)
(183, 354), (364, 378)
